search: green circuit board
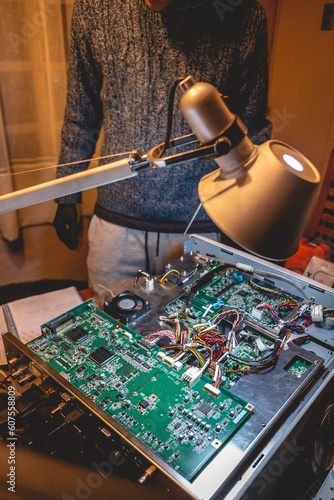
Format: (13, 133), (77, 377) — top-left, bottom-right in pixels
(166, 267), (300, 328)
(285, 356), (311, 378)
(27, 301), (253, 481)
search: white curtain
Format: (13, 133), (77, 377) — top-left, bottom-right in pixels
(0, 98), (19, 240)
(0, 0), (74, 240)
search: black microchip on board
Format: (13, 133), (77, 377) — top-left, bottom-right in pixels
(89, 346), (113, 366)
(214, 282), (234, 298)
(238, 290), (249, 297)
(198, 403), (213, 416)
(52, 336), (61, 344)
(139, 399), (149, 409)
(142, 362), (150, 369)
(87, 373), (96, 381)
(76, 365), (86, 373)
(61, 342), (70, 351)
(253, 298), (262, 305)
(66, 326), (89, 343)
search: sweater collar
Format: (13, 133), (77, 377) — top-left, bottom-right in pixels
(161, 0), (210, 36)
(169, 0), (209, 10)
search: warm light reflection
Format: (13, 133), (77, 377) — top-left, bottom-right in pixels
(283, 154), (304, 172)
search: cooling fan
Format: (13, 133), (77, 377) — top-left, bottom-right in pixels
(103, 290), (150, 325)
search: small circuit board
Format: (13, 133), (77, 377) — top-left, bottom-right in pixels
(28, 301), (252, 481)
(284, 355), (311, 378)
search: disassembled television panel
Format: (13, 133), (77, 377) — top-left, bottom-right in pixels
(2, 235), (334, 500)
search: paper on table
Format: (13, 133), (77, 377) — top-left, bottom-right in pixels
(1, 287), (83, 361)
(0, 307), (8, 365)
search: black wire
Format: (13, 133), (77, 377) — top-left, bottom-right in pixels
(158, 77), (185, 158)
(228, 340), (282, 371)
(144, 231), (150, 274)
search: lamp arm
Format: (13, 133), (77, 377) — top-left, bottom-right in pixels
(147, 131), (237, 168)
(147, 133), (223, 167)
(0, 155), (146, 215)
(0, 132), (232, 215)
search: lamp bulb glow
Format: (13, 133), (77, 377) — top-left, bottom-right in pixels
(283, 154), (304, 172)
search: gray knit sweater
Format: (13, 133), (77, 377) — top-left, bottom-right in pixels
(57, 0), (272, 233)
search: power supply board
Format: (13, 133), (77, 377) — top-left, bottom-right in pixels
(27, 301), (253, 481)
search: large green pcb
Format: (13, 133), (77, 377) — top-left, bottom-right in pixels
(27, 301), (252, 481)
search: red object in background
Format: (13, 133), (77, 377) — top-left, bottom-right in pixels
(284, 237), (331, 274)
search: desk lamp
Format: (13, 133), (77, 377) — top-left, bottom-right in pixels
(0, 76), (321, 261)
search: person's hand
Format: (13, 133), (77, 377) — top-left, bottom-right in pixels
(53, 204), (79, 250)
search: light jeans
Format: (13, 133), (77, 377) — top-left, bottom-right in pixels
(87, 215), (220, 286)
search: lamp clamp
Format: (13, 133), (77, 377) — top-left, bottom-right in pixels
(147, 116), (246, 169)
(128, 150), (150, 173)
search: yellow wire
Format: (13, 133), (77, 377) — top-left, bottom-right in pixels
(159, 269), (181, 284)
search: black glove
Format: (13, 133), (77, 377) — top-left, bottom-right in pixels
(53, 204), (79, 250)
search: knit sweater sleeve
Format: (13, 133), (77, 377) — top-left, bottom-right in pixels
(56, 0), (103, 204)
(229, 3), (273, 145)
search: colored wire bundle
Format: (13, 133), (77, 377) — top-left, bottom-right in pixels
(249, 280), (301, 306)
(207, 362), (224, 387)
(256, 303), (308, 333)
(227, 333), (290, 373)
(152, 262), (315, 386)
(213, 308), (244, 330)
(159, 267), (182, 285)
(145, 329), (176, 344)
(193, 328), (229, 362)
(158, 314), (181, 340)
(324, 309), (334, 318)
(276, 302), (312, 327)
(162, 344), (207, 367)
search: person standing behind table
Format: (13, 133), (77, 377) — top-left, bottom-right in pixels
(53, 0), (272, 286)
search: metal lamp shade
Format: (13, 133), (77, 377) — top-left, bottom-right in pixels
(198, 140), (321, 261)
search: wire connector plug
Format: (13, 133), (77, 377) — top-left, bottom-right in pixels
(181, 367), (201, 387)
